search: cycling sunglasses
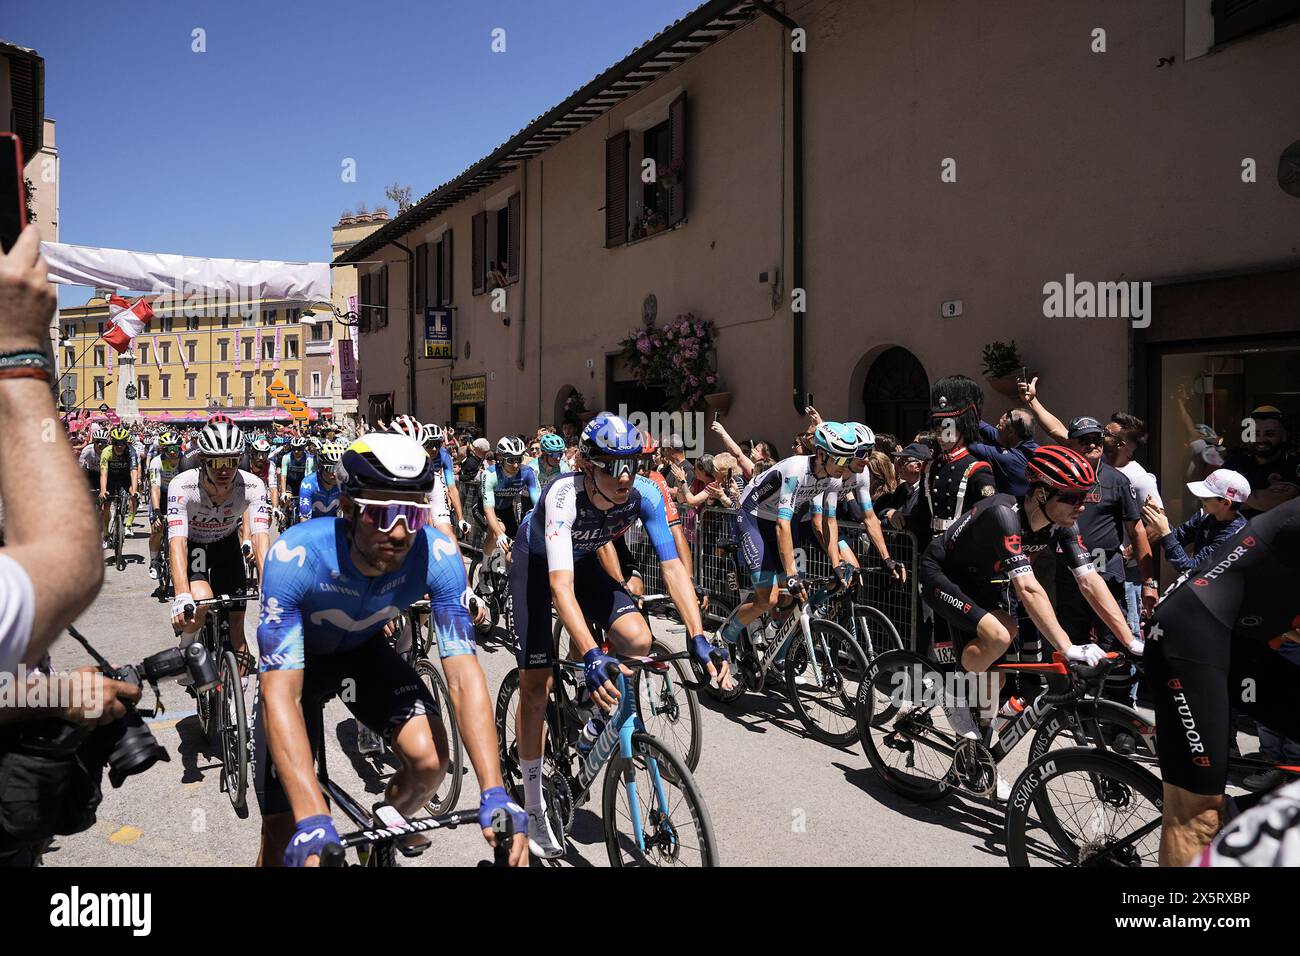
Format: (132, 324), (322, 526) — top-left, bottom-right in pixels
(588, 455), (638, 478)
(353, 497), (433, 533)
(503, 456), (523, 466)
(205, 456), (240, 470)
(1049, 489), (1092, 507)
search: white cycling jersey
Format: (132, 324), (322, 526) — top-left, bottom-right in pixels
(430, 472), (452, 526)
(740, 455), (841, 523)
(812, 467), (872, 517)
(166, 468), (271, 543)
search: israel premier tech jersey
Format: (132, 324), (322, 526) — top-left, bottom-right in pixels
(297, 472), (343, 520)
(522, 472), (678, 572)
(256, 517), (475, 671)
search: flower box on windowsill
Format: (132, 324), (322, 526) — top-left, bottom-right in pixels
(622, 219), (687, 249)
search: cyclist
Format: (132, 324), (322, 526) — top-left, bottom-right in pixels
(98, 425), (140, 547)
(278, 437), (315, 527)
(719, 422), (859, 650)
(1145, 497), (1300, 866)
(79, 425), (110, 495)
(166, 421), (271, 670)
(421, 422), (468, 539)
(246, 436), (280, 516)
(297, 440), (345, 521)
(534, 432), (569, 485)
(147, 431), (185, 580)
(601, 435), (696, 598)
(509, 412), (730, 857)
(254, 433), (528, 867)
(918, 446), (1137, 782)
(480, 436), (541, 566)
(809, 422), (907, 584)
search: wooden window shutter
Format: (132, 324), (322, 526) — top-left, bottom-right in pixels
(379, 265), (389, 329)
(358, 273), (372, 333)
(668, 91), (687, 227)
(507, 192), (521, 279)
(444, 229), (454, 305)
(415, 243), (428, 312)
(472, 212), (486, 295)
(604, 130), (629, 248)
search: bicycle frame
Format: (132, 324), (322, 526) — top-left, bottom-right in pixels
(724, 586), (833, 691)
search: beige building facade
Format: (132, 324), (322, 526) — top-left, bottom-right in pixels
(341, 0), (1300, 523)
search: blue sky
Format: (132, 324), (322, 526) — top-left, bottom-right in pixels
(8, 0), (699, 301)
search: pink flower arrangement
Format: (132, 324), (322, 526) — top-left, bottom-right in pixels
(618, 312), (718, 412)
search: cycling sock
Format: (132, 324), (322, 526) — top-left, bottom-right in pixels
(721, 616), (744, 644)
(522, 757), (545, 810)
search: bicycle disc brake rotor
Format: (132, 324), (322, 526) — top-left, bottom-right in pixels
(953, 738), (996, 796)
(644, 805), (682, 864)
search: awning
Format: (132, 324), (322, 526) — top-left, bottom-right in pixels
(41, 241), (330, 305)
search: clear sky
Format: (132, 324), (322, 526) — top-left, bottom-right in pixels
(7, 0), (700, 301)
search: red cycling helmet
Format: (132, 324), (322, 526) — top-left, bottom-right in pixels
(1025, 445), (1097, 493)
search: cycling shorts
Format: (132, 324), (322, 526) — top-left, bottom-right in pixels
(251, 636), (439, 815)
(104, 471), (133, 495)
(1146, 584), (1300, 795)
(85, 469), (100, 491)
(736, 510), (796, 589)
(493, 506), (521, 541)
(918, 546), (1013, 638)
(184, 530), (248, 606)
(510, 542), (640, 670)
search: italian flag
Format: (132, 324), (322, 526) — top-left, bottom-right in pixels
(102, 295), (154, 353)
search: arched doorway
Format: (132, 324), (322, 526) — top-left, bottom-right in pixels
(553, 384), (577, 429)
(861, 347), (929, 442)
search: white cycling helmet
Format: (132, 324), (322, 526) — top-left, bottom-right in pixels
(847, 422), (876, 453)
(197, 420), (245, 456)
(92, 426), (110, 442)
(496, 436), (527, 458)
(390, 415), (423, 441)
(421, 422), (444, 446)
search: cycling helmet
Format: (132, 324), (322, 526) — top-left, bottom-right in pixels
(1025, 445), (1097, 493)
(812, 421), (860, 458)
(207, 412), (233, 426)
(289, 437), (307, 450)
(272, 435), (286, 446)
(196, 420), (245, 457)
(318, 440), (346, 463)
(578, 412), (643, 478)
(496, 436), (527, 457)
(250, 437), (272, 454)
(158, 431), (180, 448)
(389, 415), (423, 441)
(540, 433), (565, 455)
(339, 434), (436, 495)
(109, 425), (131, 444)
(847, 422), (876, 454)
(422, 422), (444, 447)
(92, 426), (110, 443)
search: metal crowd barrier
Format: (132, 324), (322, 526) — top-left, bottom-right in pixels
(451, 477), (920, 651)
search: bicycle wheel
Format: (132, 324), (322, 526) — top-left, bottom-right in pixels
(784, 618), (870, 747)
(415, 658), (463, 815)
(218, 651), (249, 810)
(602, 732), (719, 867)
(1005, 746), (1164, 867)
(638, 638), (703, 772)
(1028, 699), (1158, 769)
(854, 604), (904, 659)
(113, 501), (125, 571)
(855, 649), (956, 802)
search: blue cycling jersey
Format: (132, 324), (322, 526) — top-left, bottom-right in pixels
(482, 463), (542, 514)
(297, 472), (343, 520)
(521, 472), (678, 572)
(257, 517), (475, 671)
(280, 451), (315, 481)
(438, 447), (456, 489)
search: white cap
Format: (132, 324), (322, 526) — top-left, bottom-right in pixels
(1186, 469), (1251, 505)
(471, 438), (490, 454)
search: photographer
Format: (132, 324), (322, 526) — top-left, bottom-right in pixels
(0, 226), (104, 673)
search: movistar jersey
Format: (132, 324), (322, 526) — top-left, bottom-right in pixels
(740, 455), (841, 523)
(297, 472), (343, 520)
(257, 518), (475, 671)
(522, 472), (678, 573)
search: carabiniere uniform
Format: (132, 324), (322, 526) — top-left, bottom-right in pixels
(905, 446), (996, 549)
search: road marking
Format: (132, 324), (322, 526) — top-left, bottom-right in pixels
(109, 825), (144, 845)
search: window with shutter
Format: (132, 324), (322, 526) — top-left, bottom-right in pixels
(507, 192), (521, 279)
(1214, 0), (1300, 44)
(359, 273), (372, 333)
(472, 212), (486, 295)
(605, 130), (630, 247)
(416, 243), (429, 312)
(668, 91), (687, 227)
(444, 229), (454, 304)
(379, 265), (388, 329)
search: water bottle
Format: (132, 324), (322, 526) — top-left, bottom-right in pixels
(996, 695), (1026, 734)
(578, 717), (604, 756)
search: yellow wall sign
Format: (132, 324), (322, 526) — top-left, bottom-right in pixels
(267, 378), (310, 421)
(451, 374), (486, 405)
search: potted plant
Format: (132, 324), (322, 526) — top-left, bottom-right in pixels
(618, 312), (719, 412)
(563, 389), (590, 425)
(981, 340), (1026, 399)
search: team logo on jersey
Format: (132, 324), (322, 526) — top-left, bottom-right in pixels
(1193, 756), (1211, 767)
(1193, 578), (1209, 587)
(270, 539), (308, 568)
(1167, 678), (1182, 690)
(1003, 534), (1022, 555)
(1242, 536), (1256, 548)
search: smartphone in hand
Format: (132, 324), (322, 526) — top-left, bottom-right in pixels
(0, 133), (27, 253)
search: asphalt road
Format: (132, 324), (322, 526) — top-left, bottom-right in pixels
(41, 517), (1040, 868)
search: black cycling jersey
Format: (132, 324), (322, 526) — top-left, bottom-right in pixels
(926, 493), (1093, 584)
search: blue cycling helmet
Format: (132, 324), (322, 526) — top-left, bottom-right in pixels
(579, 412), (643, 477)
(539, 433), (565, 455)
(813, 421), (862, 459)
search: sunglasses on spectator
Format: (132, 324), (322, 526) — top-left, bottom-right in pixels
(1076, 434), (1104, 447)
(352, 497), (433, 533)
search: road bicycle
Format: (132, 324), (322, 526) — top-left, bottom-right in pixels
(105, 487), (131, 572)
(552, 591), (703, 772)
(857, 646), (1166, 866)
(818, 566), (905, 660)
(277, 495), (300, 533)
(703, 537), (869, 747)
(495, 650), (720, 866)
(185, 593), (256, 811)
(468, 544), (511, 637)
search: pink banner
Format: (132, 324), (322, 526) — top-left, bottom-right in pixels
(106, 345), (114, 373)
(233, 329), (241, 371)
(274, 327), (283, 370)
(255, 328), (263, 368)
(175, 334), (189, 371)
(153, 334), (162, 371)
